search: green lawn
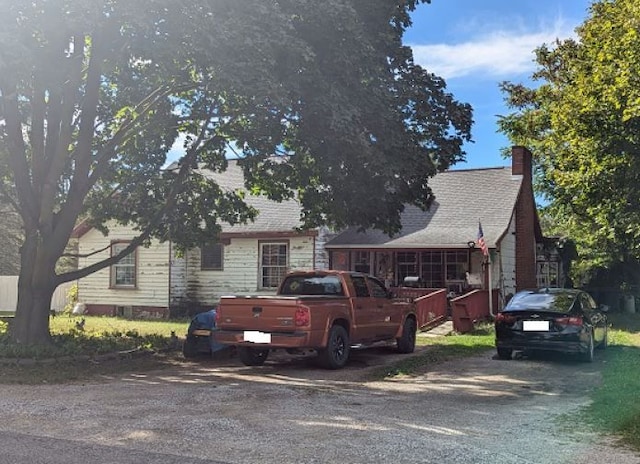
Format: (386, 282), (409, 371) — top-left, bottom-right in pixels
(581, 313), (640, 450)
(0, 315), (189, 360)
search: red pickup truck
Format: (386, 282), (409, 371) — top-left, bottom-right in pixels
(214, 270), (417, 369)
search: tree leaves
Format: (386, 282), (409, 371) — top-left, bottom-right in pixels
(499, 0), (640, 284)
(1, 0), (471, 278)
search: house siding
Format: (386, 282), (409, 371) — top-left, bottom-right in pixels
(314, 226), (337, 270)
(169, 246), (188, 308)
(186, 235), (316, 306)
(77, 225), (170, 316)
(500, 212), (517, 300)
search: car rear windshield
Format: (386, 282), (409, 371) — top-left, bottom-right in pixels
(504, 291), (577, 313)
(280, 275), (345, 296)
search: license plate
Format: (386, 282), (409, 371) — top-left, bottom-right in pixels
(523, 320), (549, 331)
(243, 331), (272, 344)
(192, 329), (211, 336)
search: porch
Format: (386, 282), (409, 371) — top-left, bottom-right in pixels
(391, 285), (498, 334)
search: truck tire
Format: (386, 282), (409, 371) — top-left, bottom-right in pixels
(396, 317), (416, 354)
(317, 325), (350, 369)
(238, 347), (270, 366)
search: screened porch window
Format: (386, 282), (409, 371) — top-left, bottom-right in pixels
(352, 251), (371, 274)
(420, 251), (444, 288)
(396, 252), (418, 285)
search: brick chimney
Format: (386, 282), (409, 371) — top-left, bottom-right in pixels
(512, 146), (538, 291)
(512, 146), (533, 180)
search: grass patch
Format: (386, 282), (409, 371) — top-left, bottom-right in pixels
(370, 323), (495, 379)
(0, 315), (188, 359)
(0, 316), (190, 384)
(581, 312), (640, 451)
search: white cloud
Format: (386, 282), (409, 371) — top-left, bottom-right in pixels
(411, 20), (578, 80)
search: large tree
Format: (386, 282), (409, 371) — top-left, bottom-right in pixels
(0, 0), (472, 344)
(498, 0), (640, 285)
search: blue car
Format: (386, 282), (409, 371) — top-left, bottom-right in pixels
(182, 309), (229, 358)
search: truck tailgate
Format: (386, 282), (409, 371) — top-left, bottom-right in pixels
(217, 296), (305, 333)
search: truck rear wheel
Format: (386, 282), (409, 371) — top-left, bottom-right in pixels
(238, 347), (270, 366)
(317, 325), (350, 369)
(396, 317), (416, 353)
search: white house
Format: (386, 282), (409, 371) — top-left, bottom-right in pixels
(73, 161), (334, 317)
(73, 147), (564, 318)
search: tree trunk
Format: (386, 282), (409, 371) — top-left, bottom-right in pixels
(9, 234), (57, 345)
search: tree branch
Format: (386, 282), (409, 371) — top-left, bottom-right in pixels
(56, 103), (218, 286)
(1, 83), (39, 230)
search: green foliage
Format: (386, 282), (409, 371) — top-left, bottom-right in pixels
(0, 316), (185, 359)
(62, 283), (78, 315)
(498, 0), (640, 285)
(579, 318), (640, 451)
(0, 0), (471, 343)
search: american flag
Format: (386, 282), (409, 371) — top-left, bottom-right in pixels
(477, 222), (489, 256)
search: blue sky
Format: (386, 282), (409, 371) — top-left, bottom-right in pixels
(405, 0), (593, 169)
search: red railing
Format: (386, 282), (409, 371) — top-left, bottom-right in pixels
(391, 287), (448, 330)
(450, 289), (499, 333)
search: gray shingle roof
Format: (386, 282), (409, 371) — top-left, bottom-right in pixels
(325, 167), (523, 249)
(200, 161), (524, 245)
(200, 160), (304, 233)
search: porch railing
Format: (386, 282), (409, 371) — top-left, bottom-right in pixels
(450, 289), (499, 333)
(390, 287), (448, 330)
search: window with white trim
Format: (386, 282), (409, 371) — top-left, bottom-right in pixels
(110, 242), (136, 288)
(260, 242), (288, 289)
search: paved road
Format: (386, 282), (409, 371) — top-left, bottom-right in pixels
(0, 347), (638, 464)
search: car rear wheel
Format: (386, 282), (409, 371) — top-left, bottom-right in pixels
(581, 331), (594, 363)
(396, 317), (417, 354)
(497, 347), (513, 360)
(597, 324), (608, 350)
(317, 325), (350, 369)
(182, 336), (199, 359)
(238, 347), (270, 366)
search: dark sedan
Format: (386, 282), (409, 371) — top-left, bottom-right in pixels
(495, 288), (608, 362)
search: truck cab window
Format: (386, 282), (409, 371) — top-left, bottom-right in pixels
(351, 275), (370, 297)
(368, 278), (389, 298)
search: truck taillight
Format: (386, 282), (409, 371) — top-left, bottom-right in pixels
(295, 307), (310, 327)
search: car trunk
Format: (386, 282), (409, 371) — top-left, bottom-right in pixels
(497, 310), (582, 334)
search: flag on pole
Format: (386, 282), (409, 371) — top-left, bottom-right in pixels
(477, 222), (489, 256)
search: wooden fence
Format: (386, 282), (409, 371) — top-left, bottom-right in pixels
(0, 276), (74, 313)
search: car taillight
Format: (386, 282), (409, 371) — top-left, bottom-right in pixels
(555, 316), (583, 326)
(295, 307), (310, 327)
(495, 312), (516, 324)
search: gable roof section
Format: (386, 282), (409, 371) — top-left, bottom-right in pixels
(199, 160), (305, 234)
(326, 167), (523, 249)
(72, 159), (307, 239)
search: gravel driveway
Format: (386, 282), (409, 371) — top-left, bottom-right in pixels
(0, 346), (638, 464)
